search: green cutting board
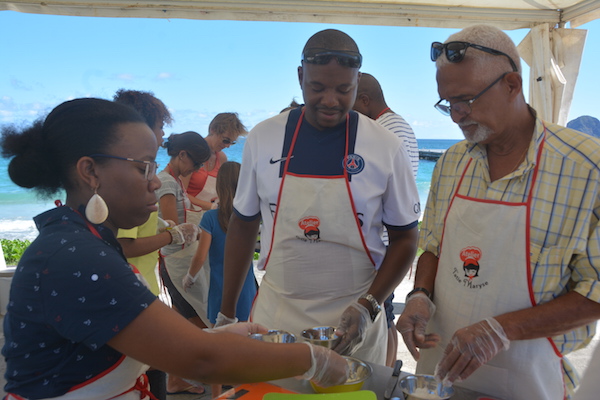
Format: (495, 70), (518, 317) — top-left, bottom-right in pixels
(263, 390), (377, 400)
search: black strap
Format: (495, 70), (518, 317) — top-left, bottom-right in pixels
(280, 107), (303, 178)
(345, 110), (359, 182)
(280, 108), (360, 181)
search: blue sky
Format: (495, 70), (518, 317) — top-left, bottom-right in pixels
(1, 10), (598, 139)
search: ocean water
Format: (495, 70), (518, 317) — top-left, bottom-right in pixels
(0, 138), (460, 240)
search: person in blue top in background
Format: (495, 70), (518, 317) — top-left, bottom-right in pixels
(184, 161), (257, 324)
(184, 161), (258, 398)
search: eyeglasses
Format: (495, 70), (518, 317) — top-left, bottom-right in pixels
(434, 72), (509, 117)
(222, 137), (237, 145)
(431, 41), (518, 72)
(89, 154), (159, 181)
(301, 48), (362, 69)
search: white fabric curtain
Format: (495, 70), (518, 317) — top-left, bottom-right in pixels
(518, 24), (587, 125)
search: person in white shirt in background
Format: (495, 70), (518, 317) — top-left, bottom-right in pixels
(353, 72), (419, 367)
(353, 72), (419, 179)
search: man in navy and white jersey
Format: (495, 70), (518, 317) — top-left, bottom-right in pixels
(218, 29), (420, 365)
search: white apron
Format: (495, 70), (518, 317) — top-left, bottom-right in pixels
(7, 220), (156, 400)
(417, 136), (565, 400)
(193, 155), (219, 205)
(162, 170), (211, 327)
(163, 241), (211, 327)
(189, 168), (215, 315)
(5, 356), (153, 400)
(250, 110), (387, 365)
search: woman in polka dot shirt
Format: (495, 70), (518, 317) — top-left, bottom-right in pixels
(0, 98), (348, 399)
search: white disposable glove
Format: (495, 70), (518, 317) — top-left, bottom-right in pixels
(168, 223), (199, 245)
(332, 302), (372, 356)
(157, 218), (175, 233)
(396, 292), (440, 360)
(204, 322), (267, 336)
(182, 272), (198, 292)
(214, 311), (239, 328)
(434, 317), (510, 386)
(300, 343), (348, 387)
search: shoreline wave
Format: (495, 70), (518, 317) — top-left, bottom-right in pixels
(0, 138), (454, 240)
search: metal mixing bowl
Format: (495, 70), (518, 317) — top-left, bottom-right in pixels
(248, 329), (296, 343)
(310, 356), (372, 393)
(399, 374), (455, 399)
(301, 326), (340, 348)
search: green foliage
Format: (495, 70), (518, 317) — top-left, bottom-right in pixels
(1, 238), (31, 266)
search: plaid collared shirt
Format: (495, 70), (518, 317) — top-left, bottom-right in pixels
(419, 115), (600, 396)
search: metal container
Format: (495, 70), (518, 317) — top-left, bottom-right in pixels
(248, 329), (296, 343)
(310, 356), (372, 393)
(399, 374), (454, 399)
(301, 326), (340, 349)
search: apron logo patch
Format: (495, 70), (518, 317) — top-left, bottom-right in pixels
(453, 246), (489, 289)
(344, 154), (364, 174)
(298, 216), (321, 242)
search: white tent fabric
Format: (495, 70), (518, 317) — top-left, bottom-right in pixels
(519, 24), (588, 125)
(1, 1), (599, 29)
(1, 0), (599, 123)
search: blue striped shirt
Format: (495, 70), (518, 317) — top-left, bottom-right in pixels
(377, 112), (419, 179)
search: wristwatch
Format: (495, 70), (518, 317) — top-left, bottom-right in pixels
(359, 293), (381, 322)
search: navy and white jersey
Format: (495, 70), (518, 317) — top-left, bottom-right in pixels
(234, 109), (420, 270)
(2, 206), (157, 398)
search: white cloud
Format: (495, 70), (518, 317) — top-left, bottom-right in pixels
(156, 72), (172, 80)
(116, 73), (135, 81)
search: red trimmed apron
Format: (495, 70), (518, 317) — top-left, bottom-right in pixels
(6, 357), (153, 399)
(160, 167), (211, 326)
(5, 219), (156, 400)
(194, 154), (220, 206)
(417, 134), (565, 399)
(250, 110), (387, 364)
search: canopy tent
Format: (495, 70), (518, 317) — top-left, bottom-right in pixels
(2, 0), (599, 125)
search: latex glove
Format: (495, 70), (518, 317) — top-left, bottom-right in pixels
(168, 223), (199, 245)
(157, 218), (176, 233)
(396, 292), (440, 360)
(205, 322), (268, 336)
(332, 302), (372, 356)
(182, 272), (198, 292)
(434, 317), (510, 385)
(300, 343), (348, 387)
(214, 311), (239, 328)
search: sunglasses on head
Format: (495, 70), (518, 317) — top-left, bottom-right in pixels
(301, 48), (362, 69)
(431, 41), (518, 72)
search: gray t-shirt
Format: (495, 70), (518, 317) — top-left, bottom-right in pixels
(156, 170), (189, 255)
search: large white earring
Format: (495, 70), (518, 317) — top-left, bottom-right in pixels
(85, 188), (109, 224)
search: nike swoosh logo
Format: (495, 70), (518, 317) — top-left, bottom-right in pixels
(269, 156), (294, 164)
